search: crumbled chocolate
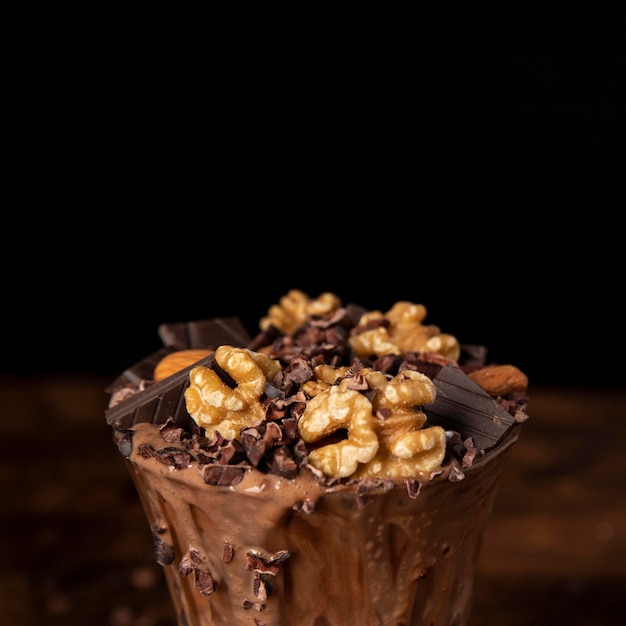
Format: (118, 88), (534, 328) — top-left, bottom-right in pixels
(194, 569), (215, 596)
(160, 417), (187, 443)
(138, 444), (156, 459)
(267, 446), (298, 479)
(154, 447), (192, 470)
(199, 464), (247, 486)
(189, 548), (204, 564)
(255, 307), (356, 369)
(245, 553), (280, 576)
(179, 548), (215, 595)
(223, 542), (234, 563)
(253, 573), (271, 600)
(108, 298), (529, 488)
(218, 439), (247, 465)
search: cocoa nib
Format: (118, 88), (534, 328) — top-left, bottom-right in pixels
(200, 464), (247, 486)
(246, 550), (291, 575)
(194, 569), (215, 596)
(138, 444), (156, 459)
(254, 572), (271, 600)
(112, 301), (528, 484)
(223, 542), (234, 563)
(267, 446), (298, 479)
(155, 447), (192, 469)
(251, 307), (355, 368)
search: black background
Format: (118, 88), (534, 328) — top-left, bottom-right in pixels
(5, 5), (624, 387)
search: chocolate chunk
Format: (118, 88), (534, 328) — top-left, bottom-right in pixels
(223, 542), (234, 563)
(105, 352), (215, 430)
(200, 463), (247, 486)
(106, 317), (251, 430)
(425, 364), (518, 454)
(158, 316), (251, 350)
(246, 550), (289, 575)
(194, 568), (215, 596)
(267, 446), (298, 479)
(154, 447), (193, 470)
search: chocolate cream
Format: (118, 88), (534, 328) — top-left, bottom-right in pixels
(123, 421), (521, 626)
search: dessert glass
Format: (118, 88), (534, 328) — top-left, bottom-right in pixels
(115, 419), (521, 626)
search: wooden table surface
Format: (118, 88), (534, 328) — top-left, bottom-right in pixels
(1, 375), (625, 625)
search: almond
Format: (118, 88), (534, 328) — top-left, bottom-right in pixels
(468, 364), (528, 396)
(154, 349), (213, 381)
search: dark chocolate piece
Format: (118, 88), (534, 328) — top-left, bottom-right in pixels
(106, 317), (252, 428)
(158, 316), (251, 350)
(425, 364), (518, 453)
(105, 353), (214, 430)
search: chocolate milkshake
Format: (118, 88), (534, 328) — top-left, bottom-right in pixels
(106, 290), (529, 626)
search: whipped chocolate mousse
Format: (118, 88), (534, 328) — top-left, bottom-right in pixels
(106, 290), (529, 626)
